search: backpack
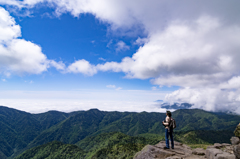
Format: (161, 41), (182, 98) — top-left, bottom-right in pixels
(169, 118), (176, 129)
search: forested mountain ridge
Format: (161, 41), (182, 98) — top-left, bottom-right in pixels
(14, 141), (85, 159)
(0, 105), (239, 158)
(0, 106), (75, 158)
(16, 132), (163, 159)
(30, 108), (238, 148)
(15, 130), (237, 159)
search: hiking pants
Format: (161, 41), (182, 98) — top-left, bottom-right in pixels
(165, 128), (174, 149)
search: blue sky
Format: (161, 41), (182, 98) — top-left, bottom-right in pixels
(0, 0), (240, 113)
(0, 10), (176, 91)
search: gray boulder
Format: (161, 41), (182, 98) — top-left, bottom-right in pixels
(216, 153), (236, 159)
(206, 148), (224, 159)
(234, 144), (240, 159)
(231, 137), (240, 145)
(192, 148), (206, 156)
(214, 143), (224, 149)
(206, 146), (235, 159)
(133, 144), (174, 159)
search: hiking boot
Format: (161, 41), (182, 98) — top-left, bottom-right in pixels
(164, 147), (169, 149)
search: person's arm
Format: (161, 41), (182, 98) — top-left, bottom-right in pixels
(163, 116), (170, 126)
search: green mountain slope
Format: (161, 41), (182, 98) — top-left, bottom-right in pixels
(16, 132), (164, 159)
(173, 109), (240, 131)
(0, 106), (240, 158)
(32, 110), (72, 130)
(81, 132), (163, 159)
(15, 129), (233, 159)
(29, 110), (165, 148)
(92, 111), (166, 136)
(29, 109), (131, 148)
(0, 106), (73, 158)
(0, 106), (41, 158)
(14, 141), (85, 159)
(93, 109), (240, 136)
(28, 109), (240, 150)
(175, 130), (234, 144)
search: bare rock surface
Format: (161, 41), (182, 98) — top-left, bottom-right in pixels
(234, 144), (240, 159)
(192, 148), (206, 156)
(206, 143), (235, 159)
(134, 141), (206, 159)
(214, 143), (223, 149)
(134, 141), (237, 159)
(133, 144), (174, 159)
(231, 137), (240, 145)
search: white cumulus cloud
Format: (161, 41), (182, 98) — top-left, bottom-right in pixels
(115, 41), (130, 52)
(165, 87), (240, 113)
(2, 0), (240, 113)
(67, 59), (97, 76)
(96, 16), (240, 82)
(0, 7), (64, 75)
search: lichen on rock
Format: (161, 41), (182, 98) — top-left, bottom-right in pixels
(234, 123), (240, 138)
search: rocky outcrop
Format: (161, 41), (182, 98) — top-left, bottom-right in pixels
(192, 148), (206, 156)
(231, 137), (240, 145)
(233, 145), (240, 159)
(134, 141), (236, 159)
(205, 143), (235, 159)
(134, 123), (240, 159)
(203, 123), (240, 159)
(233, 123), (240, 159)
(133, 141), (206, 159)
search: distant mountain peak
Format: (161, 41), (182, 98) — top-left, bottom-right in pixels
(160, 102), (193, 110)
(89, 108), (100, 111)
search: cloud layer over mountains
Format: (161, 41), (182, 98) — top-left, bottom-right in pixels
(1, 0), (240, 113)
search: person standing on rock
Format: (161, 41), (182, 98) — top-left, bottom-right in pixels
(162, 110), (174, 149)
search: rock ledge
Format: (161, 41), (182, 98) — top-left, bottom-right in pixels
(134, 140), (237, 159)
